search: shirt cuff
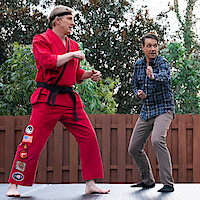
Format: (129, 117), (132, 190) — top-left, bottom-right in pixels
(153, 73), (158, 81)
(48, 54), (57, 70)
(76, 68), (85, 84)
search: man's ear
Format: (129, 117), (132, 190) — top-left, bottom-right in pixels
(141, 44), (145, 51)
(54, 16), (60, 26)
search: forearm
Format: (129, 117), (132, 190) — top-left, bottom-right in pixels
(57, 52), (74, 67)
(153, 62), (171, 82)
(153, 72), (169, 82)
(80, 71), (93, 80)
(132, 77), (140, 98)
(57, 50), (85, 67)
(80, 70), (101, 82)
(133, 88), (139, 98)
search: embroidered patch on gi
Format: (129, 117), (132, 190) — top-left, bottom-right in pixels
(15, 161), (26, 172)
(22, 135), (33, 143)
(25, 125), (34, 135)
(12, 172), (24, 181)
(24, 144), (28, 149)
(19, 150), (28, 159)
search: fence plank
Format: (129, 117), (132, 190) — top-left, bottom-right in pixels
(22, 115), (30, 133)
(53, 122), (63, 183)
(178, 115), (187, 182)
(69, 133), (78, 183)
(193, 115), (200, 182)
(88, 114), (95, 127)
(0, 117), (5, 182)
(4, 116), (15, 182)
(117, 114), (126, 182)
(36, 144), (47, 183)
(101, 115), (111, 182)
(171, 116), (178, 182)
(131, 115), (140, 183)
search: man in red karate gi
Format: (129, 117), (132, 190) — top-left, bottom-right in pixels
(7, 5), (110, 197)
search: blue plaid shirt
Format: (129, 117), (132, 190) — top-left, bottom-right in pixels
(132, 55), (175, 121)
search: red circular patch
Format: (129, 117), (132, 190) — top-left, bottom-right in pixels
(19, 150), (28, 159)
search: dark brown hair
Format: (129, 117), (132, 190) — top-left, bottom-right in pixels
(141, 32), (159, 46)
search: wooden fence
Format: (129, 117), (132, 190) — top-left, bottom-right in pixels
(0, 114), (200, 184)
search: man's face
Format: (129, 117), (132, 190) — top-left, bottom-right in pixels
(142, 38), (158, 62)
(58, 14), (75, 35)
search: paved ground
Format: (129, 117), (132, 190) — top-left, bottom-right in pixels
(0, 183), (200, 200)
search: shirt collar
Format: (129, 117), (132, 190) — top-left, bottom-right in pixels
(142, 55), (159, 67)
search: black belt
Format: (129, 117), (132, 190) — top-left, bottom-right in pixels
(37, 82), (78, 121)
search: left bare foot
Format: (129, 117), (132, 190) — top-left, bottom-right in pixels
(85, 180), (110, 194)
(6, 183), (20, 197)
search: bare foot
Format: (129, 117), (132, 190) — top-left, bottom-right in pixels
(85, 180), (110, 194)
(6, 183), (20, 197)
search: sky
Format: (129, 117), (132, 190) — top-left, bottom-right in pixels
(133, 0), (200, 39)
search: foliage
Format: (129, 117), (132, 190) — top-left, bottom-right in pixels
(169, 0), (199, 53)
(0, 43), (36, 115)
(0, 43), (118, 115)
(0, 0), (167, 114)
(76, 59), (119, 114)
(64, 0), (167, 114)
(0, 0), (49, 64)
(161, 42), (200, 114)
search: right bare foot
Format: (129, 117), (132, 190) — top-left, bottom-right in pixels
(85, 180), (110, 194)
(6, 183), (20, 197)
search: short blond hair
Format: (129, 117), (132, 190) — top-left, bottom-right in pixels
(48, 5), (75, 29)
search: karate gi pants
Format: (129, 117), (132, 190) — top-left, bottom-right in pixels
(8, 103), (104, 186)
(128, 111), (174, 186)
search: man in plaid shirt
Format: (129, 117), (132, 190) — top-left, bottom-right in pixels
(128, 32), (175, 192)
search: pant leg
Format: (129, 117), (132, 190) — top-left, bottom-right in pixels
(60, 107), (104, 181)
(128, 117), (155, 185)
(151, 111), (174, 186)
(8, 103), (61, 186)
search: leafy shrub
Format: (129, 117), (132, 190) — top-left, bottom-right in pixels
(0, 43), (118, 115)
(161, 42), (200, 114)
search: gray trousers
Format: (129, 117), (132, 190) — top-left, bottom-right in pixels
(128, 111), (174, 186)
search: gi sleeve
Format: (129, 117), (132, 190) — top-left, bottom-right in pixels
(76, 61), (85, 84)
(33, 35), (57, 70)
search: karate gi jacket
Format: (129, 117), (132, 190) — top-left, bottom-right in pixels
(31, 28), (85, 109)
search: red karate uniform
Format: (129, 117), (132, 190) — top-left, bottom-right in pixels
(8, 29), (104, 186)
